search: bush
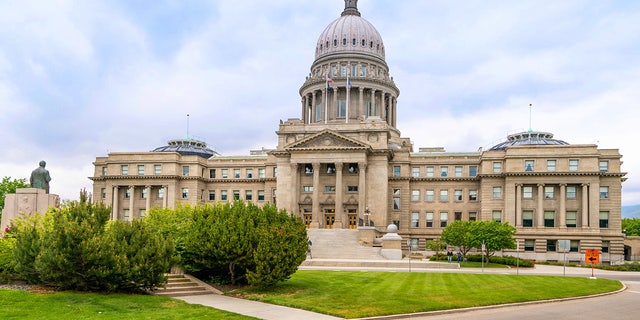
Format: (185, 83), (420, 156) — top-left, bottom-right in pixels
(0, 236), (16, 283)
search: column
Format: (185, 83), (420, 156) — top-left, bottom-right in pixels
(145, 185), (151, 212)
(589, 182), (600, 228)
(334, 163), (344, 229)
(581, 183), (589, 228)
(381, 92), (387, 121)
(359, 87), (364, 119)
(332, 87), (338, 120)
(112, 186), (119, 220)
(371, 89), (377, 116)
(162, 185), (168, 208)
(358, 162), (367, 225)
(559, 184), (566, 227)
(515, 184), (522, 226)
(290, 163), (299, 215)
(128, 186), (135, 221)
(321, 88), (327, 123)
(392, 97), (397, 127)
(537, 184), (544, 227)
(311, 91), (317, 124)
(311, 162), (321, 228)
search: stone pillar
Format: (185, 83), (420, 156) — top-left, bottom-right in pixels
(311, 162), (321, 228)
(162, 186), (168, 209)
(381, 92), (387, 121)
(589, 181), (600, 228)
(371, 89), (377, 116)
(380, 224), (403, 260)
(332, 87), (338, 120)
(334, 162), (344, 229)
(392, 97), (397, 127)
(145, 185), (151, 213)
(112, 186), (119, 220)
(515, 184), (522, 226)
(311, 91), (317, 124)
(582, 183), (589, 228)
(290, 163), (299, 216)
(358, 162), (367, 224)
(359, 87), (364, 119)
(559, 184), (566, 227)
(128, 186), (135, 221)
(321, 88), (327, 123)
(301, 95), (306, 123)
(537, 184), (544, 227)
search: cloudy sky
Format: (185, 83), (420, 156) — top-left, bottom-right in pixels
(1, 0), (639, 205)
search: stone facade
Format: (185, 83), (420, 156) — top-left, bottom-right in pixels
(90, 1), (627, 263)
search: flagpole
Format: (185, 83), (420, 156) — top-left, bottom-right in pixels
(325, 76), (328, 124)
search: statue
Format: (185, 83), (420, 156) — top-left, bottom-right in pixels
(30, 160), (51, 193)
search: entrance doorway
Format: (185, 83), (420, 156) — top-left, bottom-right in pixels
(348, 214), (357, 229)
(303, 214), (312, 228)
(325, 215), (335, 229)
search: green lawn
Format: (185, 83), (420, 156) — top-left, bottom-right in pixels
(234, 270), (622, 318)
(0, 289), (257, 320)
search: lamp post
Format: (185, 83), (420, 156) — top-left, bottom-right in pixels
(364, 207), (370, 227)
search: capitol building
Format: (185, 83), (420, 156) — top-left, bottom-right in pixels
(91, 0), (626, 263)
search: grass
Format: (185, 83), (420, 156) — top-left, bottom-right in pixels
(233, 270), (623, 318)
(0, 289), (257, 320)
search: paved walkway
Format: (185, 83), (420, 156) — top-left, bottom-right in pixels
(175, 263), (640, 320)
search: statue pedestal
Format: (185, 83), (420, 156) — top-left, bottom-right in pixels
(1, 188), (60, 233)
(380, 224), (403, 260)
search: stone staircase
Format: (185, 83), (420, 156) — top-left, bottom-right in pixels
(153, 273), (222, 297)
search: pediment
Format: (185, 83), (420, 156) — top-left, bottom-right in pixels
(285, 130), (370, 151)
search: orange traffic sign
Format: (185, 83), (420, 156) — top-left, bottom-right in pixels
(585, 249), (600, 264)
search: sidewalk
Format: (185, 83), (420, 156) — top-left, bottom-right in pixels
(177, 293), (343, 320)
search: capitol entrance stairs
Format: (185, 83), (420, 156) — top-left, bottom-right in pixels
(301, 228), (458, 270)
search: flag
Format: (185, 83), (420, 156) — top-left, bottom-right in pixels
(347, 77), (352, 88)
(326, 75), (334, 89)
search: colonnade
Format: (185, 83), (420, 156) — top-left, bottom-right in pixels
(513, 183), (596, 228)
(111, 185), (168, 221)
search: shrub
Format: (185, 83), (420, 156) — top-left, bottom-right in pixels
(0, 236), (16, 282)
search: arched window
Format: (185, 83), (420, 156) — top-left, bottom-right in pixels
(326, 41), (329, 48)
(361, 39), (365, 46)
(377, 44), (380, 51)
(334, 39), (338, 46)
(370, 41), (373, 48)
(352, 38), (356, 45)
(320, 44), (323, 50)
(342, 38), (347, 45)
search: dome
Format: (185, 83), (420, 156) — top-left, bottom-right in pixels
(489, 131), (569, 151)
(315, 0), (385, 62)
(152, 138), (219, 158)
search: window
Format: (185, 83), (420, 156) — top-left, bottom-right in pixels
(524, 239), (535, 251)
(544, 186), (554, 199)
(232, 190), (239, 200)
(412, 167), (420, 178)
(208, 169), (215, 178)
(245, 190), (252, 201)
(234, 169), (241, 179)
(454, 190), (463, 201)
(544, 211), (555, 227)
(361, 65), (366, 77)
(153, 164), (161, 175)
(101, 166), (107, 176)
(326, 163), (336, 174)
(338, 100), (346, 117)
(602, 240), (610, 253)
(454, 212), (462, 221)
(341, 65), (347, 76)
(347, 186), (358, 192)
(566, 186), (576, 199)
(469, 212), (477, 221)
(522, 210), (533, 227)
(493, 162), (502, 173)
(393, 189), (400, 210)
(599, 161), (609, 172)
(600, 186), (609, 199)
(221, 169), (229, 179)
(570, 240), (579, 252)
(566, 211), (577, 227)
(209, 191), (215, 201)
(139, 209), (146, 218)
(393, 166), (401, 177)
(547, 160), (556, 172)
(258, 168), (266, 178)
(492, 210), (502, 222)
(454, 166), (463, 177)
(411, 212), (419, 228)
(124, 188), (130, 199)
(246, 169), (253, 179)
(599, 211), (609, 228)
(273, 167), (278, 177)
(181, 188), (189, 199)
(569, 159), (579, 171)
(469, 166), (477, 177)
(158, 188), (164, 199)
(523, 186), (533, 199)
(439, 189), (448, 202)
(425, 190), (435, 202)
(304, 164), (313, 174)
(426, 166), (435, 177)
(493, 186), (502, 199)
(182, 166), (189, 176)
(547, 240), (557, 252)
(138, 165), (145, 175)
(315, 103), (322, 121)
(469, 190), (477, 201)
(525, 160), (534, 172)
(426, 212), (434, 227)
(121, 165), (128, 176)
(258, 190), (265, 201)
(440, 166), (448, 177)
(123, 209), (130, 220)
(411, 190), (420, 201)
(141, 188), (147, 199)
(221, 190), (228, 201)
(348, 163), (358, 174)
(101, 188), (106, 199)
(440, 212), (448, 227)
(325, 186), (336, 192)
